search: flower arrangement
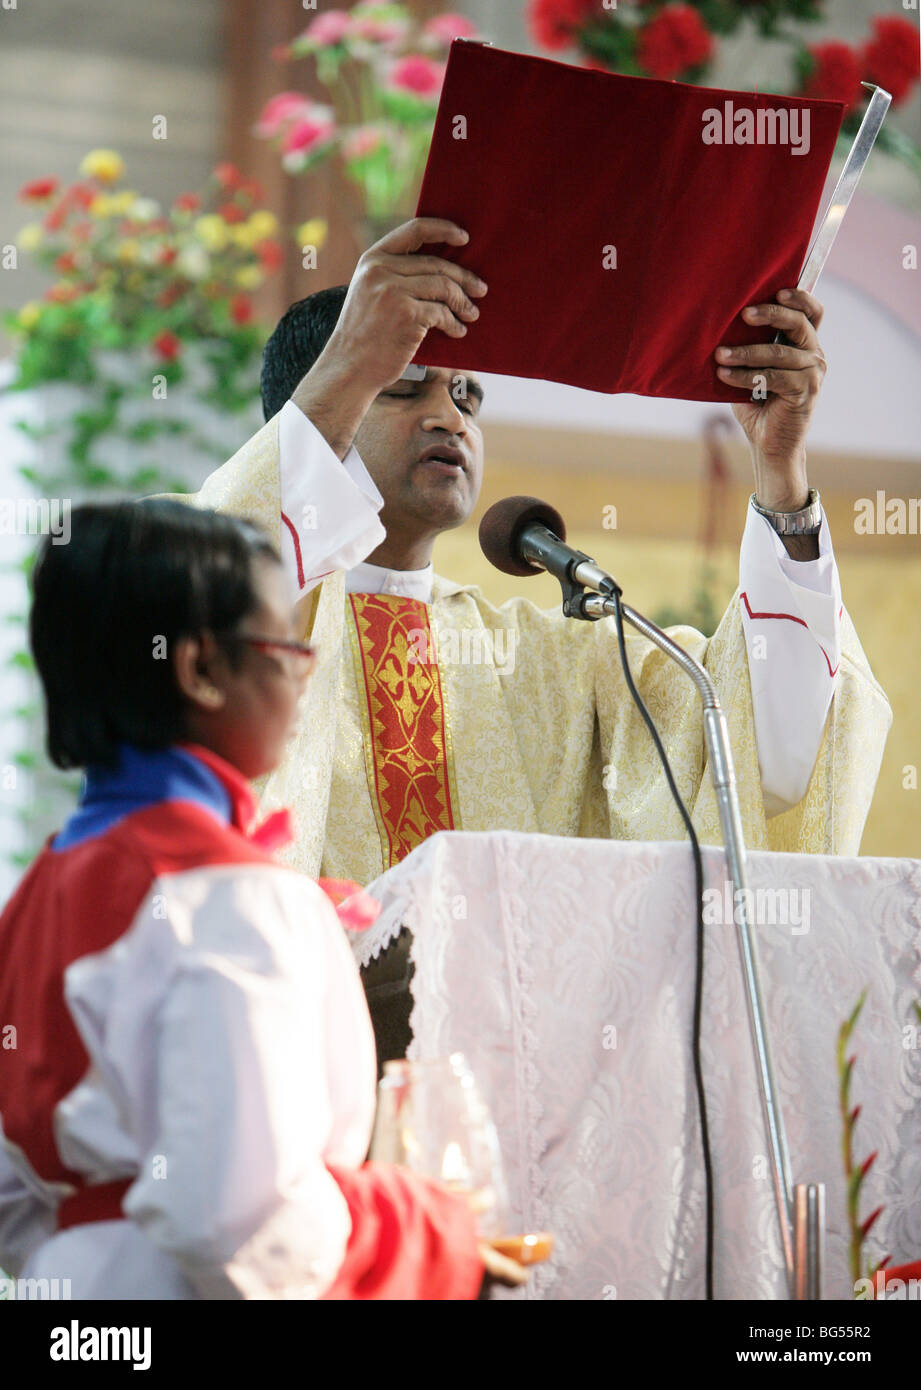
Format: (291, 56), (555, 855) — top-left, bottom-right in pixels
(8, 151), (299, 413)
(1, 152), (312, 873)
(256, 2), (479, 228)
(837, 990), (889, 1289)
(528, 2), (921, 175)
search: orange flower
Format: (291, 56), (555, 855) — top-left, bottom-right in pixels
(45, 283), (81, 303)
(54, 252), (78, 273)
(173, 192), (200, 212)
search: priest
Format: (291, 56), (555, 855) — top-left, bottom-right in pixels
(157, 217), (891, 1062)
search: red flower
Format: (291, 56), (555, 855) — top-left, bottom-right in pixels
(528, 0), (599, 51)
(214, 161), (244, 190)
(218, 202), (246, 224)
(637, 4), (713, 80)
(157, 246), (178, 266)
(54, 252), (78, 273)
(230, 293), (253, 324)
(173, 192), (200, 212)
(153, 330), (181, 360)
(860, 16), (920, 105)
(69, 183), (96, 211)
(19, 176), (59, 201)
(237, 177), (266, 204)
(157, 285), (183, 308)
(802, 41), (863, 114)
(43, 203), (69, 232)
(257, 238), (284, 272)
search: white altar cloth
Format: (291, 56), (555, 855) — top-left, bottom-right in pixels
(355, 833), (921, 1300)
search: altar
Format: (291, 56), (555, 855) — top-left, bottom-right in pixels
(355, 832), (921, 1300)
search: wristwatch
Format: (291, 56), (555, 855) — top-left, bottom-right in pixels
(750, 487), (822, 537)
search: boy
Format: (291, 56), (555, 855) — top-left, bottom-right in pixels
(0, 500), (522, 1298)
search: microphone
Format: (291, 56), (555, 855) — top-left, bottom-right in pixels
(478, 495), (619, 596)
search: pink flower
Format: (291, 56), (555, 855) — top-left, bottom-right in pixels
(386, 55), (446, 100)
(304, 9), (352, 47)
(342, 124), (384, 160)
(423, 13), (478, 45)
(256, 91), (313, 137)
(282, 117), (336, 157)
(350, 17), (408, 45)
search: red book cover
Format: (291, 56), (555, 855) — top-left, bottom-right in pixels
(411, 41), (845, 403)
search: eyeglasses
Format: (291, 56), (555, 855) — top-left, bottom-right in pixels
(221, 632), (317, 674)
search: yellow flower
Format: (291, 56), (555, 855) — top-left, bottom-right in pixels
(80, 149), (126, 185)
(17, 301), (42, 330)
(117, 240), (139, 263)
(295, 218), (328, 249)
(194, 214), (230, 252)
(17, 223), (44, 252)
(246, 210), (279, 241)
(231, 222), (258, 250)
(233, 265), (263, 290)
(89, 195), (112, 218)
(109, 191), (138, 216)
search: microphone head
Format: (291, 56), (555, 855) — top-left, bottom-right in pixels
(478, 496), (567, 577)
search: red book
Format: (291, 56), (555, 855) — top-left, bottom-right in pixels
(412, 41), (845, 403)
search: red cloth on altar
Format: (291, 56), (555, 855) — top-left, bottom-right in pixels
(411, 41), (845, 404)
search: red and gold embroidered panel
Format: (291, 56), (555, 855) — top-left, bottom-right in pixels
(348, 593), (457, 869)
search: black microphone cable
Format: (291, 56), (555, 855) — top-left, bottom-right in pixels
(608, 586), (715, 1302)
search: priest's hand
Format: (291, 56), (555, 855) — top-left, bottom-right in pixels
(292, 217), (487, 459)
(714, 287), (826, 559)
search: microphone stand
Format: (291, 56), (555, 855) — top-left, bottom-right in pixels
(558, 569), (823, 1300)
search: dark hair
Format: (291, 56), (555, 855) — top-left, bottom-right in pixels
(260, 284), (348, 422)
(29, 499), (280, 770)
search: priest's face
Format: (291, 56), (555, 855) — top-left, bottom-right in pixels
(354, 366), (484, 546)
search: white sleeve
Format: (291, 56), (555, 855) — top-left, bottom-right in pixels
(66, 865), (376, 1300)
(739, 501), (842, 817)
(278, 400), (386, 599)
(0, 1134), (55, 1277)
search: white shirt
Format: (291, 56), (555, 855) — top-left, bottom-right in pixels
(277, 402), (841, 815)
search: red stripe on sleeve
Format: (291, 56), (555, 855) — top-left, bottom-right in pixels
(739, 591), (839, 678)
(280, 510), (305, 590)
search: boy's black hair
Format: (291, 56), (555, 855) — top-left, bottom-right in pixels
(29, 499), (280, 771)
(260, 284), (349, 422)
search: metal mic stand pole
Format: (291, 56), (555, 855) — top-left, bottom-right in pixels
(566, 579), (822, 1298)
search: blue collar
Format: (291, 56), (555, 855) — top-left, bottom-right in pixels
(51, 744), (236, 852)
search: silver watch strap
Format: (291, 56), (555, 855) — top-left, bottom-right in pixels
(750, 487), (822, 536)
